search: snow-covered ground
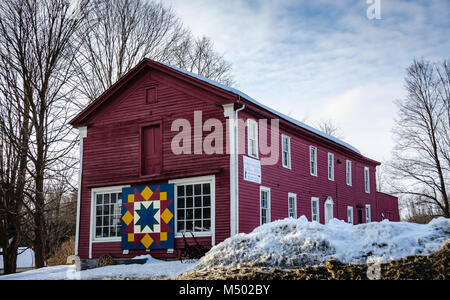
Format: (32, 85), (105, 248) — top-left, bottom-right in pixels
(1, 217), (448, 280)
(196, 217), (450, 270)
(0, 256), (196, 280)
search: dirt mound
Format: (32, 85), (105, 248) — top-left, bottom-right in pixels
(178, 240), (449, 280)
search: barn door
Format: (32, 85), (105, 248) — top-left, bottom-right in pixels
(142, 124), (161, 176)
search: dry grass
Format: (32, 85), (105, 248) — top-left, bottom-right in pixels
(47, 236), (75, 266)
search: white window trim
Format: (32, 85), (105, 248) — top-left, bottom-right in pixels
(247, 119), (259, 159)
(311, 197), (320, 223)
(364, 167), (370, 194)
(365, 204), (371, 223)
(288, 193), (297, 218)
(346, 160), (352, 186)
(324, 197), (334, 224)
(170, 175), (216, 245)
(347, 206), (354, 224)
(282, 134), (291, 169)
(89, 185), (130, 258)
(310, 146), (318, 177)
(328, 153), (335, 181)
(260, 186), (271, 225)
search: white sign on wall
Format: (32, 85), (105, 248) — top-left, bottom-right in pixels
(243, 156), (262, 184)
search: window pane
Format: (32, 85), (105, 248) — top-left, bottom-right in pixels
(186, 185), (193, 197)
(104, 194), (110, 204)
(203, 208), (210, 219)
(177, 185), (185, 197)
(96, 227), (102, 238)
(195, 196), (202, 207)
(186, 209), (193, 220)
(96, 205), (102, 216)
(194, 184), (202, 196)
(185, 221), (193, 231)
(203, 196), (211, 207)
(186, 197), (193, 208)
(203, 184), (210, 195)
(177, 197), (185, 209)
(177, 209), (185, 220)
(203, 220), (211, 231)
(194, 220), (202, 231)
(195, 208), (202, 219)
(111, 193), (117, 203)
(177, 221), (185, 232)
(96, 194), (103, 205)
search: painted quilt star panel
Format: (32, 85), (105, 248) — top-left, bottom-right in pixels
(121, 184), (175, 250)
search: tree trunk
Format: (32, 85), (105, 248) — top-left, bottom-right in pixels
(2, 246), (18, 274)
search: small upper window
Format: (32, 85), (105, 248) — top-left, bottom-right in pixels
(146, 87), (157, 104)
(346, 160), (352, 186)
(310, 146), (317, 176)
(364, 167), (370, 194)
(328, 153), (334, 181)
(247, 119), (259, 159)
(282, 135), (291, 169)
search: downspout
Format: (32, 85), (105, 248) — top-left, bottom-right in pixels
(223, 101), (245, 237)
(75, 127), (87, 256)
(234, 103), (245, 235)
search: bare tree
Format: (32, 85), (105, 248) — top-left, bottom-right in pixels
(171, 36), (234, 87)
(0, 0), (88, 269)
(390, 59), (449, 218)
(316, 119), (345, 139)
(73, 0), (234, 103)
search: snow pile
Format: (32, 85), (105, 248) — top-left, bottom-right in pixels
(196, 216), (450, 269)
(0, 256), (196, 280)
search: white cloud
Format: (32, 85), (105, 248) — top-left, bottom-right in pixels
(166, 0), (450, 162)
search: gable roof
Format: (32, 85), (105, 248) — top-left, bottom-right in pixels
(70, 58), (362, 155)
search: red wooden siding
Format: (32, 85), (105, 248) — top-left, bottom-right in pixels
(236, 108), (399, 234)
(73, 59), (399, 260)
(76, 66), (231, 259)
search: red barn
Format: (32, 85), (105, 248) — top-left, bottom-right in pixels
(70, 58), (399, 261)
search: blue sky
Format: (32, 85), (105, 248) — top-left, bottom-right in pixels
(166, 0), (450, 162)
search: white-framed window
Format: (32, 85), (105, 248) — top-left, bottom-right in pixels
(347, 206), (354, 224)
(328, 153), (335, 181)
(260, 186), (271, 225)
(92, 186), (129, 242)
(174, 180), (212, 234)
(346, 160), (352, 186)
(365, 204), (371, 223)
(310, 146), (317, 176)
(247, 119), (259, 159)
(311, 197), (320, 222)
(364, 167), (370, 194)
(282, 135), (291, 169)
(288, 193), (297, 218)
(324, 197), (334, 224)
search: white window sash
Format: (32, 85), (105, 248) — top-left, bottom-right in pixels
(346, 160), (352, 186)
(328, 153), (334, 181)
(247, 119), (259, 158)
(311, 197), (320, 222)
(282, 135), (291, 169)
(310, 146), (317, 176)
(364, 167), (370, 193)
(260, 187), (271, 225)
